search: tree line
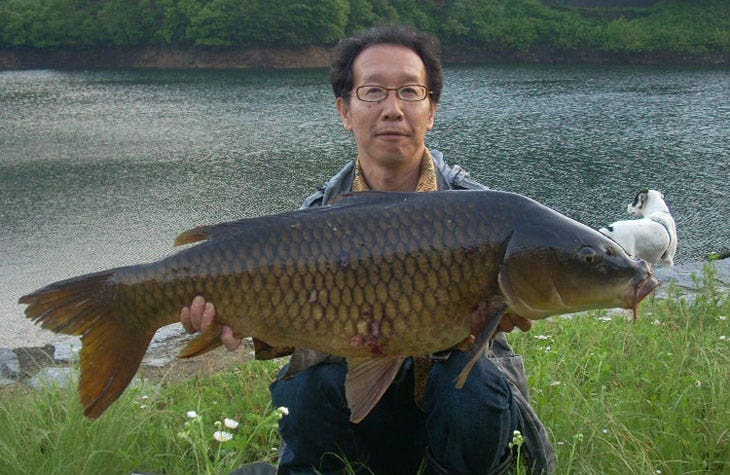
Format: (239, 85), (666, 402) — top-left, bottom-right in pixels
(0, 0), (727, 56)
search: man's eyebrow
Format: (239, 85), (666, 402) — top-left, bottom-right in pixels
(360, 73), (423, 84)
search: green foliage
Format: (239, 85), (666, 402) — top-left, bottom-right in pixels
(97, 0), (160, 46)
(262, 0), (350, 46)
(184, 0), (349, 47)
(185, 0), (252, 46)
(597, 0), (730, 54)
(0, 0), (100, 47)
(0, 0), (726, 55)
(344, 0), (379, 34)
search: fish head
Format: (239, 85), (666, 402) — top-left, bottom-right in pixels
(497, 217), (659, 320)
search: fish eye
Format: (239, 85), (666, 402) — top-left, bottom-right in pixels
(579, 246), (597, 264)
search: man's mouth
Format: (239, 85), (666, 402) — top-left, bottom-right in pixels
(376, 130), (409, 137)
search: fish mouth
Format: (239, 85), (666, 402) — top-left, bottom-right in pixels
(629, 273), (660, 320)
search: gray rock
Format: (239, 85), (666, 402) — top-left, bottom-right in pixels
(28, 367), (77, 390)
(0, 348), (20, 379)
(654, 258), (729, 297)
(53, 337), (82, 363)
(142, 356), (176, 368)
(143, 323), (193, 367)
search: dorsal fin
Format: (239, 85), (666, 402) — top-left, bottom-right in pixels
(328, 191), (426, 208)
(173, 191), (425, 247)
(174, 225), (213, 246)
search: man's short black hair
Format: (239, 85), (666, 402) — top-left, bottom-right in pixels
(330, 24), (443, 104)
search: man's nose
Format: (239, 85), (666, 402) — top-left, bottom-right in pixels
(380, 90), (404, 119)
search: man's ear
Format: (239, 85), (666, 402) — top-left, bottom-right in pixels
(336, 97), (352, 131)
(426, 102), (438, 131)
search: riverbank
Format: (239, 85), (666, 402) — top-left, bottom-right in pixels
(1, 45), (728, 70)
(0, 46), (333, 70)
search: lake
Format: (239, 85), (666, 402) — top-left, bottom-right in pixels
(1, 64), (728, 347)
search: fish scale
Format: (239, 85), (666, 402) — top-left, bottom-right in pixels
(19, 190), (658, 421)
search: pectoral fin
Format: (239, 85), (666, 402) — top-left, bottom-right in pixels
(252, 338), (294, 360)
(178, 324), (224, 358)
(286, 348), (337, 377)
(345, 356), (405, 423)
(455, 304), (506, 388)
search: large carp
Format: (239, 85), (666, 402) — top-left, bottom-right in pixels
(19, 190), (658, 421)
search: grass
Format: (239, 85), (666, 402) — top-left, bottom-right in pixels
(0, 264), (727, 474)
(0, 360), (283, 474)
(509, 263), (728, 474)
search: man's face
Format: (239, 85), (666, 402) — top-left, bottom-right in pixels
(336, 44), (437, 169)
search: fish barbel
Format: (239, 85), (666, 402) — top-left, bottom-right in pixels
(19, 190), (658, 421)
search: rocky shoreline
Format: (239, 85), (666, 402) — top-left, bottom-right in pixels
(0, 46), (332, 70)
(1, 46), (727, 71)
(1, 258), (727, 392)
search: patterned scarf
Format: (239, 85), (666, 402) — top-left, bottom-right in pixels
(352, 149), (439, 192)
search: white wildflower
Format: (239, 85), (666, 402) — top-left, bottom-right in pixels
(224, 418), (239, 429)
(602, 428), (609, 434)
(277, 406), (290, 416)
(598, 316), (612, 322)
(721, 335), (727, 341)
(550, 381), (562, 386)
(186, 410), (198, 419)
(508, 429), (525, 449)
(534, 334), (551, 340)
(717, 316), (726, 321)
(213, 430), (233, 442)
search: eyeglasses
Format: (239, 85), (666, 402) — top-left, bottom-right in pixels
(354, 84), (431, 102)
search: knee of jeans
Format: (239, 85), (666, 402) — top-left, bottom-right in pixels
(425, 355), (516, 473)
(425, 352), (513, 416)
(271, 363), (358, 472)
(271, 363), (349, 425)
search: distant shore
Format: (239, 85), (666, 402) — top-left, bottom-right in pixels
(1, 45), (728, 71)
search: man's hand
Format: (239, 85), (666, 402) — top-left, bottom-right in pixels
(180, 296), (241, 351)
(497, 313), (532, 334)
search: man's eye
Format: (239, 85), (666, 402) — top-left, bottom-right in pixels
(364, 87), (384, 97)
(400, 87), (417, 96)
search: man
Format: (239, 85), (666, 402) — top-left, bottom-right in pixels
(182, 25), (555, 475)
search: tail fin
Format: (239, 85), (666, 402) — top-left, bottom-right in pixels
(19, 271), (155, 419)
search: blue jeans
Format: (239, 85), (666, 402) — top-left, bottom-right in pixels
(271, 351), (517, 475)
